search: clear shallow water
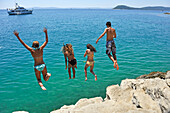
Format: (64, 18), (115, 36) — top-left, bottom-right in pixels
(0, 9), (170, 113)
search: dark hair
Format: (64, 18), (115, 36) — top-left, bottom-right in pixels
(106, 22), (111, 27)
(35, 44), (39, 48)
(87, 44), (96, 52)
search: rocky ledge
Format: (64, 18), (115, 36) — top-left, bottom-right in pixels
(51, 71), (170, 113)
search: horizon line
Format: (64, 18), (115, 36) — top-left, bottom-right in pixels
(1, 7), (113, 10)
(1, 5), (170, 10)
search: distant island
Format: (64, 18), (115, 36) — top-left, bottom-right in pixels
(113, 5), (170, 11)
(164, 12), (170, 15)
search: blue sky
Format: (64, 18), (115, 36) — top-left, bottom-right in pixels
(0, 0), (170, 9)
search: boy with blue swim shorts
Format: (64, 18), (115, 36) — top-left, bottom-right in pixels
(14, 28), (51, 90)
(96, 22), (119, 70)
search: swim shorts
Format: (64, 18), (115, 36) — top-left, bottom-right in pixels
(106, 40), (116, 55)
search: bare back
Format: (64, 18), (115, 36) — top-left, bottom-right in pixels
(106, 27), (116, 41)
(31, 48), (44, 66)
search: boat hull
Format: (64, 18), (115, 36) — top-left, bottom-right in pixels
(8, 10), (33, 15)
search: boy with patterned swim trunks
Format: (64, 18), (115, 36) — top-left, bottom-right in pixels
(96, 22), (119, 70)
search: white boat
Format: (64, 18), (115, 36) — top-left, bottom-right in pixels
(7, 3), (33, 15)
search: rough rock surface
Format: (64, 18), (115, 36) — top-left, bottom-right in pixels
(51, 71), (170, 113)
(136, 71), (170, 79)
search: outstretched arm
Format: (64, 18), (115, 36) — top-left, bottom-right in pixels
(113, 29), (116, 38)
(13, 30), (33, 52)
(40, 28), (48, 49)
(96, 28), (107, 44)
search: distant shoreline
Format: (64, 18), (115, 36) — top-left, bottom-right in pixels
(1, 5), (170, 10)
(0, 8), (170, 11)
(164, 12), (170, 15)
(113, 5), (170, 11)
(0, 8), (112, 10)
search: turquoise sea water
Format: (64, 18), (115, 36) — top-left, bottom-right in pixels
(0, 9), (170, 113)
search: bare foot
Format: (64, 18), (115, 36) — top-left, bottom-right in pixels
(95, 75), (97, 81)
(41, 86), (47, 90)
(113, 62), (116, 68)
(69, 77), (71, 79)
(73, 76), (75, 79)
(47, 73), (51, 77)
(46, 73), (51, 81)
(116, 63), (119, 70)
(85, 77), (87, 81)
(39, 82), (46, 90)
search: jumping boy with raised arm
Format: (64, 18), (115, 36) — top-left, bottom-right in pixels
(13, 28), (51, 90)
(96, 22), (119, 70)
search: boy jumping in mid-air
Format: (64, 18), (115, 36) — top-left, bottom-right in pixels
(96, 21), (119, 70)
(14, 28), (51, 90)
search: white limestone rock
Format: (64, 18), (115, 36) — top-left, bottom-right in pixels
(51, 74), (170, 113)
(165, 71), (170, 79)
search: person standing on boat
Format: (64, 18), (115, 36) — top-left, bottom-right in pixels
(96, 22), (119, 70)
(13, 28), (51, 90)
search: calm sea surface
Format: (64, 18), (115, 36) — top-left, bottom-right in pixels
(0, 9), (170, 113)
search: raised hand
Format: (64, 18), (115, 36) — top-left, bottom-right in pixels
(13, 30), (19, 36)
(96, 39), (98, 44)
(43, 28), (47, 33)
